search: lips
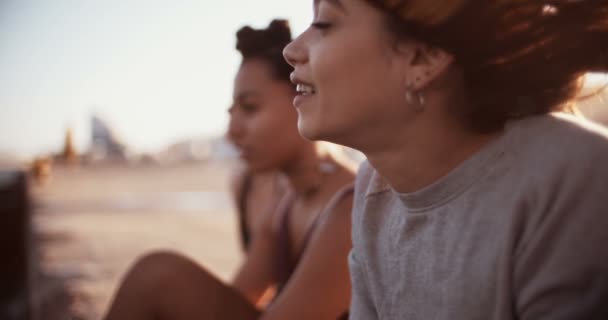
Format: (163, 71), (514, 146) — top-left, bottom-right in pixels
(290, 73), (316, 108)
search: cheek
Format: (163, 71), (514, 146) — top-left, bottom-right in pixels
(309, 59), (403, 142)
(316, 38), (391, 104)
(251, 109), (300, 147)
(248, 120), (281, 151)
(317, 53), (385, 110)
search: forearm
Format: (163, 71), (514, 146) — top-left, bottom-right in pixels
(232, 268), (271, 304)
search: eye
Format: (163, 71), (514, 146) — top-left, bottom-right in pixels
(241, 103), (258, 114)
(311, 21), (332, 30)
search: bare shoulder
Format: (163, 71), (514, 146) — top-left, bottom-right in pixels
(321, 189), (354, 230)
(261, 171), (354, 319)
(316, 165), (356, 233)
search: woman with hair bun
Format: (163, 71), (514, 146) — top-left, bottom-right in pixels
(283, 0), (608, 319)
(103, 19), (355, 320)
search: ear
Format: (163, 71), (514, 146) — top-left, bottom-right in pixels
(404, 45), (453, 91)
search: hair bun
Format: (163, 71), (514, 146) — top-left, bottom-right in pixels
(236, 19), (292, 59)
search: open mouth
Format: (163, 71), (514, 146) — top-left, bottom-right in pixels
(291, 73), (317, 108)
(296, 83), (316, 95)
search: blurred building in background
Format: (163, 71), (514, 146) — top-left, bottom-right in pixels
(86, 115), (129, 163)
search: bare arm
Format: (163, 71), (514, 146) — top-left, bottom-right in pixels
(262, 190), (354, 320)
(231, 193), (285, 305)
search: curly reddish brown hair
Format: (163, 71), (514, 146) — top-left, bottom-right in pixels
(366, 0), (608, 132)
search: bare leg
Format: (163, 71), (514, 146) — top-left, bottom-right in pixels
(103, 251), (260, 320)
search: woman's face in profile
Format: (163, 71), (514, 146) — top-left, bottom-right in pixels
(228, 59), (304, 171)
(284, 0), (415, 149)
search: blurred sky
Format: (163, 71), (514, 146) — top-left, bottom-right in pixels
(0, 0), (313, 158)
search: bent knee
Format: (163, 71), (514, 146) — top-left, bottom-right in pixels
(125, 250), (202, 286)
(118, 250), (226, 305)
(133, 250), (191, 270)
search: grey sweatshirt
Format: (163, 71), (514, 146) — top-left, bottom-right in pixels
(349, 114), (608, 320)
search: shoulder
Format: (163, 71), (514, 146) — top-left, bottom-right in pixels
(312, 167), (357, 235)
(504, 113), (608, 187)
(325, 183), (355, 217)
(318, 159), (358, 214)
(356, 160), (375, 188)
(503, 114), (608, 253)
(508, 119), (608, 317)
(509, 113), (608, 163)
(350, 160), (395, 249)
(352, 160), (391, 215)
(319, 170), (356, 223)
(354, 161), (376, 200)
(309, 184), (354, 256)
(505, 112), (608, 192)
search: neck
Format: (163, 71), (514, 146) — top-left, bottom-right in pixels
(363, 99), (501, 193)
(281, 143), (333, 197)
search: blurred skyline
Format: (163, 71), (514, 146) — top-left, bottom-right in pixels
(0, 0), (312, 158)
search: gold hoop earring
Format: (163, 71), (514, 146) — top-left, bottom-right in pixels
(405, 90), (414, 104)
(406, 90), (425, 112)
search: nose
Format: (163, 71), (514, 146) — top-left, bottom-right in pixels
(283, 34), (306, 67)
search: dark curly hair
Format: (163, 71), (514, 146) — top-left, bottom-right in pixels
(236, 19), (293, 85)
(366, 0), (608, 132)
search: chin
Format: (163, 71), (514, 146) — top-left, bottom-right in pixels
(297, 121), (321, 141)
(298, 118), (344, 144)
(298, 109), (333, 140)
(300, 125), (359, 151)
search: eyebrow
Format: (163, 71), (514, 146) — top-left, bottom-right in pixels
(314, 0), (345, 10)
